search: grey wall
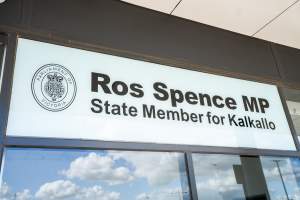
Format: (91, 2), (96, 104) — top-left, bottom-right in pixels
(0, 0), (299, 87)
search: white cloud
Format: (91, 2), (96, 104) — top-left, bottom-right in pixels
(0, 183), (32, 200)
(77, 185), (119, 200)
(192, 154), (241, 177)
(195, 174), (245, 200)
(61, 152), (134, 185)
(0, 183), (10, 200)
(136, 193), (148, 200)
(62, 151), (183, 187)
(111, 151), (183, 186)
(191, 154), (246, 200)
(35, 180), (78, 200)
(15, 189), (32, 200)
(135, 188), (188, 200)
(35, 180), (120, 200)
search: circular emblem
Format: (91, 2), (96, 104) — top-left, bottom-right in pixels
(31, 64), (77, 112)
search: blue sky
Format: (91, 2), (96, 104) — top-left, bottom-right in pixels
(2, 148), (300, 200)
(0, 148), (189, 200)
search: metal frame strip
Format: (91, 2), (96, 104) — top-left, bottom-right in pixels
(4, 136), (300, 157)
(0, 33), (17, 172)
(185, 153), (199, 200)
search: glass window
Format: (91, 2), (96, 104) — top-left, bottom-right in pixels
(261, 156), (300, 200)
(282, 88), (300, 141)
(0, 148), (190, 200)
(193, 154), (300, 200)
(192, 154), (271, 200)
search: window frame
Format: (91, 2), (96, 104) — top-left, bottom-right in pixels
(0, 33), (10, 172)
(1, 147), (194, 200)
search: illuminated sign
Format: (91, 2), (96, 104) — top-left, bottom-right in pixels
(6, 38), (296, 150)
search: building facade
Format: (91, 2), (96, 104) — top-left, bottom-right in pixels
(1, 0), (300, 199)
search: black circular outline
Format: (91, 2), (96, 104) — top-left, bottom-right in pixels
(31, 64), (77, 112)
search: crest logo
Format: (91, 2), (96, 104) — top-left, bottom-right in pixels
(31, 64), (77, 112)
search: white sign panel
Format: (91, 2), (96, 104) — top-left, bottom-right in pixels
(6, 38), (296, 150)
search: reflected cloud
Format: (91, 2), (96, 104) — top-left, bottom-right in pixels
(36, 180), (120, 200)
(61, 151), (182, 187)
(261, 157), (300, 200)
(111, 151), (182, 186)
(61, 152), (134, 185)
(35, 180), (78, 200)
(1, 180), (121, 200)
(1, 149), (189, 200)
(0, 183), (31, 200)
(192, 154), (246, 200)
(136, 187), (188, 200)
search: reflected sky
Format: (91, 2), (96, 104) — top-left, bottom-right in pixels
(193, 154), (300, 200)
(0, 148), (190, 200)
(261, 156), (300, 200)
(2, 149), (300, 200)
(192, 154), (246, 200)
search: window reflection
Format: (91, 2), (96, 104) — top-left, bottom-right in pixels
(0, 148), (190, 200)
(192, 154), (270, 200)
(261, 156), (300, 200)
(4, 149), (300, 200)
(193, 154), (300, 200)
